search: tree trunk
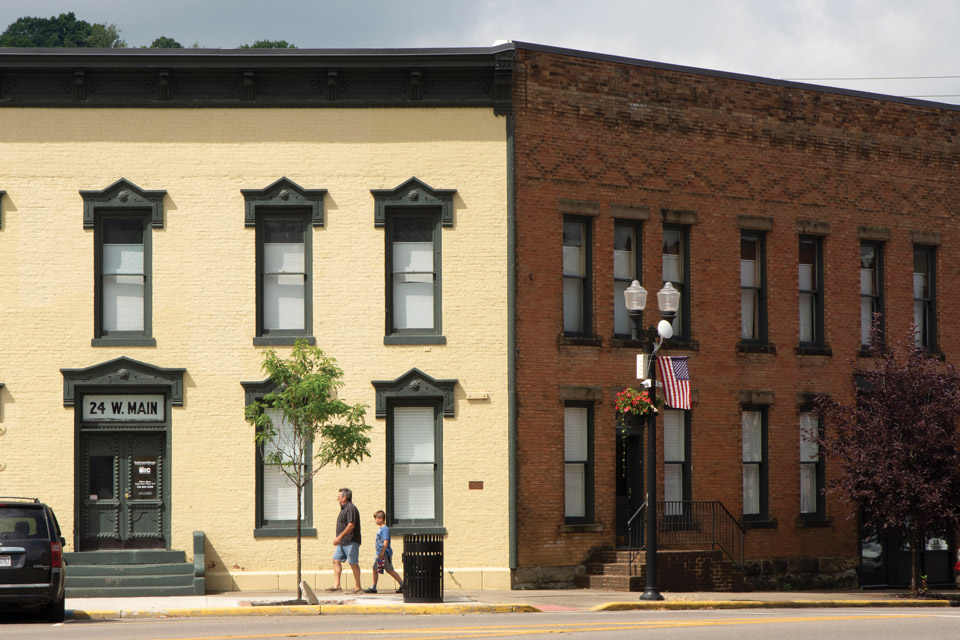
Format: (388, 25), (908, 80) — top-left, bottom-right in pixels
(911, 527), (921, 596)
(296, 487), (303, 601)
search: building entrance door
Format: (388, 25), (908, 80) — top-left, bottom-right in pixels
(859, 524), (955, 588)
(615, 428), (643, 547)
(79, 431), (165, 551)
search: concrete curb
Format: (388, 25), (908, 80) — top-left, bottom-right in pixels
(593, 599), (954, 611)
(69, 603), (540, 620)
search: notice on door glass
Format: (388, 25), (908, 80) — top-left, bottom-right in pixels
(132, 457), (157, 499)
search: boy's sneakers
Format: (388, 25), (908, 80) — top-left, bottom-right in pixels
(363, 587), (377, 593)
(396, 582), (404, 593)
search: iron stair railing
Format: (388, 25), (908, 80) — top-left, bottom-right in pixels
(626, 500), (745, 576)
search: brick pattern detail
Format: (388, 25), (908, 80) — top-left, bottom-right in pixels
(512, 47), (960, 582)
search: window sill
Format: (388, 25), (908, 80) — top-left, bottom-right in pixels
(857, 347), (873, 358)
(92, 337), (156, 347)
(383, 335), (447, 345)
(665, 338), (698, 352)
(561, 523), (604, 534)
(795, 345), (832, 357)
(253, 336), (316, 346)
(390, 525), (447, 536)
(796, 516), (832, 528)
(559, 335), (602, 347)
(737, 342), (776, 355)
(740, 518), (777, 530)
(254, 527), (317, 538)
(609, 337), (645, 349)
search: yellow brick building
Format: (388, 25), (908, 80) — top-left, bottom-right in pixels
(0, 47), (515, 592)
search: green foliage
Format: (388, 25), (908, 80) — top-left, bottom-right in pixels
(239, 40), (296, 49)
(0, 12), (126, 48)
(245, 340), (371, 477)
(244, 339), (370, 602)
(150, 36), (183, 49)
(817, 323), (960, 595)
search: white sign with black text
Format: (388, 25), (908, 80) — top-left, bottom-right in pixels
(82, 395), (165, 421)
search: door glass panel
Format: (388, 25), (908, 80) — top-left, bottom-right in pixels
(90, 455), (115, 500)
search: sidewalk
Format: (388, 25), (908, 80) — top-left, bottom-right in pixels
(65, 588), (957, 619)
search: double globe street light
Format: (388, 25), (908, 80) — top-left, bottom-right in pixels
(623, 279), (681, 601)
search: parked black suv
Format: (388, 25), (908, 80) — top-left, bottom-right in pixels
(0, 498), (66, 622)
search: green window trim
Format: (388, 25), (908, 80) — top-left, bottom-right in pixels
(242, 178), (326, 345)
(372, 178), (456, 344)
(82, 179), (166, 348)
(242, 378), (315, 536)
(563, 402), (594, 525)
(741, 407), (769, 521)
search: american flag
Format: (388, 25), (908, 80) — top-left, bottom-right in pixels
(657, 356), (691, 410)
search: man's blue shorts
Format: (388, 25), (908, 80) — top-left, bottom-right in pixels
(333, 542), (360, 565)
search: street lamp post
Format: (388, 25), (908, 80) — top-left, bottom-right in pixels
(623, 280), (680, 602)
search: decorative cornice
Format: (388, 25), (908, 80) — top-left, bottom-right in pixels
(61, 356), (186, 406)
(371, 177), (457, 228)
(371, 368), (458, 419)
(0, 46), (512, 109)
(241, 378), (276, 407)
(241, 177), (327, 227)
(79, 178), (166, 229)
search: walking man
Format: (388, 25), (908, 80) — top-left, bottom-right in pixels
(327, 487), (362, 593)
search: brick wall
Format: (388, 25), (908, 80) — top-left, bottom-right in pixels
(512, 46), (960, 578)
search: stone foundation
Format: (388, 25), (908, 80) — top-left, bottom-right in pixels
(743, 556), (858, 590)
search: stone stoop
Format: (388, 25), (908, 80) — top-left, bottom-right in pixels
(575, 549), (746, 592)
(64, 550), (202, 597)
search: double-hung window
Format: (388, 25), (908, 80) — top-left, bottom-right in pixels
(662, 226), (690, 340)
(96, 214), (151, 343)
(387, 212), (441, 340)
(799, 412), (824, 519)
(257, 212), (311, 341)
(613, 221), (641, 337)
(564, 403), (593, 523)
(860, 242), (883, 348)
(742, 409), (768, 520)
(663, 409), (691, 517)
(256, 406), (313, 536)
(388, 403), (442, 528)
(913, 246), (936, 350)
(563, 218), (591, 336)
(740, 232), (766, 344)
(798, 236), (824, 346)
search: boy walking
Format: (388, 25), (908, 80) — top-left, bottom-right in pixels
(364, 510), (404, 593)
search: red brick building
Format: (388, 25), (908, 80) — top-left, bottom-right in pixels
(510, 43), (960, 590)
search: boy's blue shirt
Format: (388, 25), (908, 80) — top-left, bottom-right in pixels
(375, 524), (393, 557)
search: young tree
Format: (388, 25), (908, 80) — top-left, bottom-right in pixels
(816, 326), (960, 594)
(0, 13), (126, 48)
(245, 340), (371, 601)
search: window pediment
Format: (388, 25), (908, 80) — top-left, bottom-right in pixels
(371, 368), (457, 418)
(80, 178), (166, 229)
(241, 177), (326, 228)
(371, 177), (456, 228)
(61, 357), (185, 406)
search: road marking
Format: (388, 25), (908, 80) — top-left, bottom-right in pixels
(137, 612), (935, 640)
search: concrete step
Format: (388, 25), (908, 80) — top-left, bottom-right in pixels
(67, 562), (193, 577)
(65, 550), (186, 565)
(64, 584), (197, 598)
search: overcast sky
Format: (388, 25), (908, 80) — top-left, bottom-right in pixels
(1, 0), (958, 104)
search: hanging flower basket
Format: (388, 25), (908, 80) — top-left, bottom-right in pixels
(615, 387), (660, 425)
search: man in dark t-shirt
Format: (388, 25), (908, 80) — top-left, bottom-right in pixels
(326, 487), (362, 593)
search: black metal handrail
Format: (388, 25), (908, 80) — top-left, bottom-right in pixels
(627, 500), (745, 575)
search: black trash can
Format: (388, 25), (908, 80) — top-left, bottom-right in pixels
(402, 533), (443, 603)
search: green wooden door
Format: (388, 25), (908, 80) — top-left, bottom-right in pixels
(80, 432), (165, 551)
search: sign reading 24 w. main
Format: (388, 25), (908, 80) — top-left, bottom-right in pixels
(83, 395), (165, 421)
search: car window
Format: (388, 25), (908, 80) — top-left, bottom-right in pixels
(0, 507), (48, 540)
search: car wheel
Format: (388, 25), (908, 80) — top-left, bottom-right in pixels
(46, 598), (65, 623)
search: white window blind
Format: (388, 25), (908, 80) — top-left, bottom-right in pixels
(393, 241), (434, 329)
(800, 413), (819, 514)
(103, 243), (145, 331)
(262, 408), (302, 521)
(564, 406), (588, 518)
(263, 242), (305, 331)
(393, 406), (435, 520)
(742, 411), (762, 516)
